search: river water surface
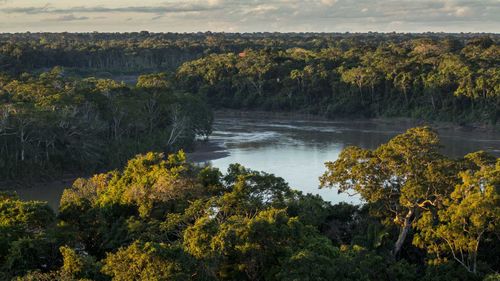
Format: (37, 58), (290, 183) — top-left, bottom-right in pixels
(191, 113), (500, 204)
(15, 113), (500, 208)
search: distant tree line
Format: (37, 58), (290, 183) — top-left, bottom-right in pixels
(0, 68), (212, 180)
(1, 128), (498, 280)
(4, 32), (479, 74)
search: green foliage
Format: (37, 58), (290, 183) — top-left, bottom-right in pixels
(13, 246), (103, 281)
(2, 32), (500, 280)
(422, 262), (481, 281)
(2, 33), (499, 125)
(321, 127), (499, 277)
(217, 163), (295, 216)
(0, 69), (213, 180)
(137, 73), (171, 90)
(483, 274), (500, 281)
(320, 127), (460, 256)
(101, 241), (199, 281)
(58, 151), (217, 257)
(60, 246), (102, 280)
(177, 39), (498, 123)
(2, 125), (498, 280)
(0, 193), (59, 279)
(183, 208), (340, 280)
(415, 153), (499, 273)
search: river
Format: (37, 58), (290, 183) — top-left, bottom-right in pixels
(14, 112), (500, 209)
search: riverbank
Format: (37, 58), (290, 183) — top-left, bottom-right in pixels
(214, 109), (500, 134)
(186, 139), (229, 163)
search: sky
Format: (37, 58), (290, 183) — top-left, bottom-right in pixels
(0, 0), (499, 33)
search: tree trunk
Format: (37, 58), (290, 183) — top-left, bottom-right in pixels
(472, 231), (484, 274)
(403, 89), (409, 107)
(393, 209), (414, 257)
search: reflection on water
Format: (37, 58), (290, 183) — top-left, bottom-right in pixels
(198, 115), (500, 204)
(13, 114), (500, 208)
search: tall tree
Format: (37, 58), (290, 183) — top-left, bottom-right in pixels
(320, 127), (459, 257)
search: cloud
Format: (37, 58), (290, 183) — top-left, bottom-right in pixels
(2, 3), (220, 15)
(0, 0), (498, 32)
(45, 14), (89, 21)
(3, 3), (51, 14)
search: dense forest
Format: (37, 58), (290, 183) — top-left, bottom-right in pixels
(1, 33), (499, 124)
(0, 68), (212, 179)
(2, 32), (478, 73)
(174, 36), (499, 124)
(0, 33), (499, 280)
(1, 128), (499, 280)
